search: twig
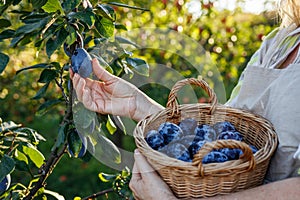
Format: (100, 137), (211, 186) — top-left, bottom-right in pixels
(23, 144), (68, 200)
(81, 188), (114, 200)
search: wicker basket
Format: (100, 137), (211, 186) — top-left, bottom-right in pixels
(134, 78), (278, 199)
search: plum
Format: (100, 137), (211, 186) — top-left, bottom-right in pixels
(194, 124), (217, 142)
(159, 142), (192, 162)
(249, 144), (258, 154)
(158, 122), (184, 144)
(217, 130), (243, 141)
(145, 130), (165, 150)
(218, 148), (243, 160)
(71, 48), (93, 78)
(213, 121), (236, 135)
(188, 140), (206, 157)
(179, 118), (198, 135)
(0, 174), (11, 194)
(202, 151), (228, 164)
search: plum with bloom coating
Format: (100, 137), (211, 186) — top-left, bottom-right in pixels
(179, 118), (198, 135)
(145, 130), (165, 150)
(0, 174), (11, 194)
(158, 122), (184, 144)
(213, 121), (236, 135)
(219, 148), (243, 160)
(194, 124), (217, 142)
(202, 151), (229, 164)
(217, 130), (243, 141)
(71, 48), (93, 78)
(159, 142), (192, 162)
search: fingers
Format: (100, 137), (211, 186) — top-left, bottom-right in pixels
(134, 149), (156, 177)
(129, 162), (143, 199)
(92, 58), (115, 81)
(69, 68), (74, 79)
(72, 74), (86, 102)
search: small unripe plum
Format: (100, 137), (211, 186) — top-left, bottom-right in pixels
(0, 174), (11, 194)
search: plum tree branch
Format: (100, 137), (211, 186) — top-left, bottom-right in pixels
(23, 80), (74, 200)
(81, 188), (114, 200)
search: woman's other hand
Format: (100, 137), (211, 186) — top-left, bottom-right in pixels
(129, 149), (176, 200)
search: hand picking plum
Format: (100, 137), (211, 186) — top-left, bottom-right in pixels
(158, 122), (184, 144)
(71, 48), (93, 78)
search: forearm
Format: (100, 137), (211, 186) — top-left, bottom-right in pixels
(131, 91), (164, 122)
(203, 177), (300, 200)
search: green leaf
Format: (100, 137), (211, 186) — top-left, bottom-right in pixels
(98, 172), (116, 182)
(42, 0), (64, 14)
(0, 19), (11, 28)
(62, 0), (80, 12)
(46, 28), (68, 58)
(107, 2), (150, 11)
(0, 52), (9, 74)
(0, 155), (15, 182)
(38, 69), (58, 83)
(95, 4), (115, 21)
(32, 82), (50, 100)
(51, 124), (66, 151)
(115, 23), (127, 31)
(31, 0), (48, 9)
(126, 57), (149, 76)
(22, 144), (45, 168)
(16, 63), (50, 75)
(16, 127), (46, 144)
(94, 16), (114, 38)
(65, 25), (76, 45)
(106, 115), (117, 135)
(115, 36), (138, 47)
(68, 11), (95, 28)
(121, 167), (130, 177)
(0, 121), (21, 132)
(15, 17), (49, 36)
(112, 115), (126, 135)
(22, 13), (50, 24)
(67, 128), (83, 158)
(36, 99), (62, 116)
(0, 29), (15, 41)
(43, 190), (65, 200)
(14, 149), (28, 164)
(73, 101), (97, 130)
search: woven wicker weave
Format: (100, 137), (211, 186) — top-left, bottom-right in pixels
(134, 78), (278, 199)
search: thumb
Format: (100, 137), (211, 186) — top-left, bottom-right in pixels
(92, 58), (115, 81)
(134, 149), (156, 176)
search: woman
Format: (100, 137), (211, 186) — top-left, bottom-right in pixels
(71, 0), (300, 199)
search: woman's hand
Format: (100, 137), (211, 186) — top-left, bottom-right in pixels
(129, 149), (176, 200)
(71, 58), (163, 121)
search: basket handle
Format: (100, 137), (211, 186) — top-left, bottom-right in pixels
(166, 78), (218, 117)
(192, 140), (256, 176)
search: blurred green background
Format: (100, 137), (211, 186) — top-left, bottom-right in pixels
(0, 0), (278, 199)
